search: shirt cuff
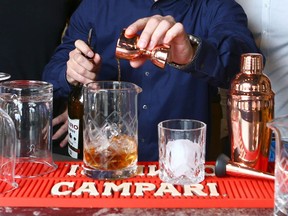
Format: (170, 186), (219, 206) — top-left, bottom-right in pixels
(168, 34), (201, 70)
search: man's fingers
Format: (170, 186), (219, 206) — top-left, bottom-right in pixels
(75, 39), (94, 58)
(52, 110), (68, 127)
(59, 135), (69, 148)
(125, 17), (149, 38)
(52, 121), (68, 140)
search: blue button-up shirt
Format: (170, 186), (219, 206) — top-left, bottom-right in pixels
(43, 0), (260, 161)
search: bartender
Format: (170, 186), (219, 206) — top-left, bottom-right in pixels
(43, 0), (260, 161)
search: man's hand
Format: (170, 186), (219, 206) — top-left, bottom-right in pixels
(52, 109), (69, 148)
(66, 40), (101, 86)
(125, 15), (194, 68)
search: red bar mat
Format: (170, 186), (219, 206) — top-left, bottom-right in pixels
(0, 162), (274, 208)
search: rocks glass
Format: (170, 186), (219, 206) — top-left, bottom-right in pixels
(158, 119), (207, 185)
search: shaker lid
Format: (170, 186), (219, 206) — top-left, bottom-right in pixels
(241, 53), (263, 74)
(230, 53), (274, 95)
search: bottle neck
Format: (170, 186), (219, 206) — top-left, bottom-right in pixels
(72, 83), (83, 89)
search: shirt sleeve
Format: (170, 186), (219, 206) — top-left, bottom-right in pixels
(42, 0), (93, 99)
(180, 0), (260, 89)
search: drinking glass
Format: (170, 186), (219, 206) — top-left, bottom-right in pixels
(267, 117), (288, 216)
(158, 119), (207, 185)
(0, 72), (11, 81)
(0, 80), (57, 178)
(0, 107), (18, 193)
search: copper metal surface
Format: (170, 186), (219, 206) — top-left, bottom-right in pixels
(115, 29), (170, 68)
(227, 53), (274, 172)
(215, 153), (274, 181)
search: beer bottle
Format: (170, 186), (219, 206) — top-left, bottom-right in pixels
(68, 28), (93, 159)
(67, 83), (84, 159)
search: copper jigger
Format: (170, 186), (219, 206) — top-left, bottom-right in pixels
(215, 154), (274, 181)
(115, 29), (170, 68)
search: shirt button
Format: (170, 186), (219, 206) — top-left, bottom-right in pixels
(145, 71), (150, 76)
(142, 104), (148, 109)
(141, 138), (145, 143)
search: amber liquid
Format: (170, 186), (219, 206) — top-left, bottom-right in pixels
(84, 135), (137, 170)
(117, 58), (121, 81)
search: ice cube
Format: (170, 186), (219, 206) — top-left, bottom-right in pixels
(104, 122), (119, 138)
(87, 122), (121, 152)
(165, 139), (202, 178)
(87, 126), (110, 150)
(96, 136), (111, 151)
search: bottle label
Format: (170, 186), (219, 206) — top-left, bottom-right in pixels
(68, 117), (80, 158)
(68, 147), (79, 159)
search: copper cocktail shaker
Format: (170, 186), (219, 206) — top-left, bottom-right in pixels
(227, 53), (274, 172)
(115, 29), (170, 68)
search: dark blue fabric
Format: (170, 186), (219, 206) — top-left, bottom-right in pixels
(43, 0), (260, 161)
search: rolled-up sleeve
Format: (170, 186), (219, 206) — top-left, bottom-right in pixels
(181, 0), (260, 89)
